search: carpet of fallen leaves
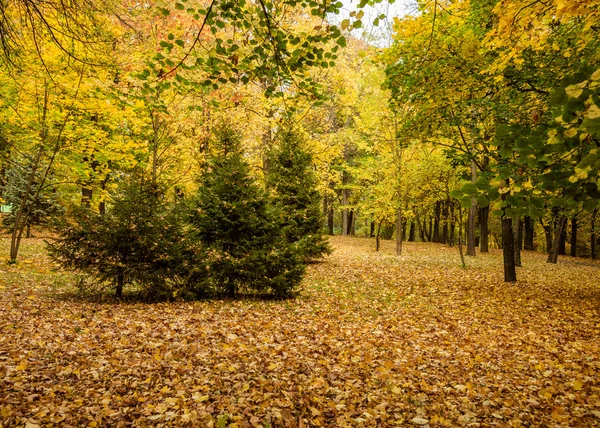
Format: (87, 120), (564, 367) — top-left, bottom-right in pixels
(1, 235), (600, 427)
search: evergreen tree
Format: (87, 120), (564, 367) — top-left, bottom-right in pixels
(47, 178), (195, 300)
(2, 160), (65, 237)
(267, 125), (331, 261)
(189, 124), (304, 298)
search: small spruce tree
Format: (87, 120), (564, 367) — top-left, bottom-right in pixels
(47, 178), (194, 300)
(267, 125), (331, 261)
(189, 123), (304, 297)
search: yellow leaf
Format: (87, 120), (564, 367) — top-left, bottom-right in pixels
(16, 361), (28, 371)
(565, 84), (583, 99)
(573, 379), (583, 391)
(585, 104), (600, 119)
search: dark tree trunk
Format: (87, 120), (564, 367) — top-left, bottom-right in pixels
(82, 186), (93, 207)
(433, 201), (441, 243)
(558, 223), (566, 255)
(376, 222), (382, 252)
(502, 216), (517, 282)
(543, 222), (553, 254)
(479, 205), (490, 252)
(427, 218), (432, 242)
(467, 199), (477, 256)
(524, 216), (535, 250)
(396, 207), (403, 256)
(570, 217), (577, 257)
(370, 221), (375, 238)
(513, 216), (522, 267)
(408, 221), (415, 242)
(327, 198), (334, 235)
(457, 203), (466, 268)
(347, 209), (354, 236)
(548, 216), (568, 264)
(116, 274), (124, 299)
(441, 201), (449, 244)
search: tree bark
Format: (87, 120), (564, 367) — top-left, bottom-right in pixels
(524, 216), (535, 250)
(513, 216), (522, 267)
(342, 172), (349, 236)
(433, 201), (441, 243)
(376, 222), (382, 252)
(570, 217), (577, 257)
(467, 161), (477, 256)
(558, 223), (566, 255)
(479, 205), (490, 252)
(502, 216), (517, 282)
(441, 201), (449, 244)
(408, 221), (415, 242)
(547, 216), (567, 264)
(396, 207), (403, 256)
(457, 203), (466, 268)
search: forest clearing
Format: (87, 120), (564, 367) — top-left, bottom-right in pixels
(1, 235), (599, 427)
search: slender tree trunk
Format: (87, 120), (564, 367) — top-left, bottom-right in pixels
(433, 201), (441, 243)
(427, 218), (432, 242)
(396, 207), (403, 256)
(116, 273), (124, 299)
(349, 210), (356, 235)
(524, 216), (535, 250)
(417, 214), (425, 242)
(327, 196), (334, 235)
(370, 221), (375, 238)
(441, 201), (449, 244)
(376, 222), (382, 252)
(408, 221), (415, 242)
(542, 221), (553, 254)
(547, 216), (568, 264)
(479, 205), (490, 252)
(467, 161), (477, 256)
(457, 203), (466, 268)
(342, 172), (349, 236)
(502, 216), (517, 282)
(558, 223), (566, 255)
(570, 217), (577, 257)
(513, 216), (522, 267)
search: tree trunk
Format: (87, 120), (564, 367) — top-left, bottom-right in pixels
(502, 216), (517, 282)
(349, 210), (356, 235)
(427, 218), (432, 242)
(342, 172), (349, 236)
(543, 222), (553, 254)
(433, 201), (441, 243)
(467, 202), (477, 256)
(466, 160), (477, 256)
(408, 221), (415, 242)
(524, 216), (535, 250)
(457, 203), (466, 268)
(370, 221), (375, 238)
(376, 222), (382, 252)
(116, 273), (124, 299)
(558, 223), (566, 255)
(513, 216), (522, 267)
(327, 196), (334, 235)
(418, 219), (426, 241)
(82, 186), (93, 207)
(396, 207), (403, 256)
(441, 201), (449, 244)
(479, 205), (490, 252)
(547, 216), (567, 264)
(570, 217), (577, 257)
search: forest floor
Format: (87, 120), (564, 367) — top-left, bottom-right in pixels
(1, 235), (599, 427)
